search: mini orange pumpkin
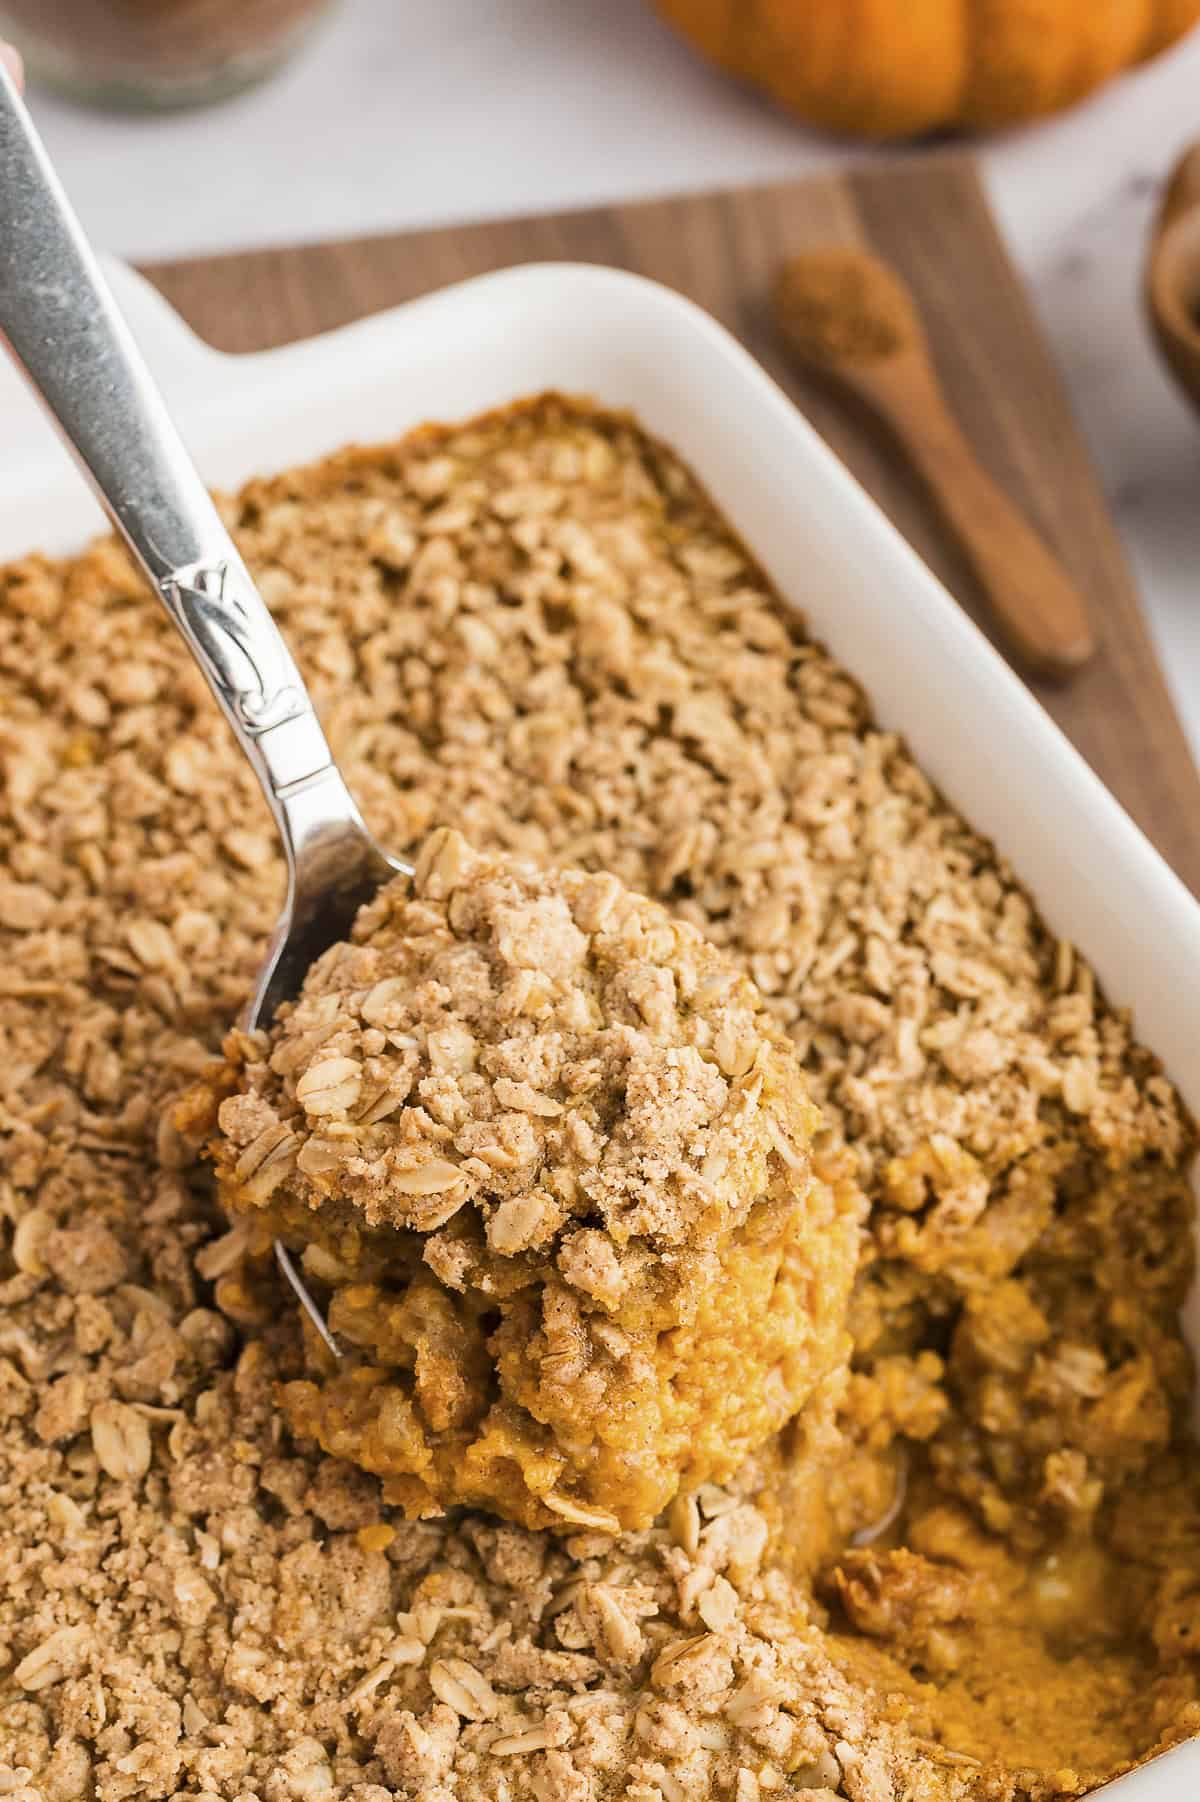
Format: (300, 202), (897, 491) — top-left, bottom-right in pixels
(653, 0), (1200, 139)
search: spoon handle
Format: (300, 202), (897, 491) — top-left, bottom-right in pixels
(0, 66), (336, 824)
(870, 362), (1095, 681)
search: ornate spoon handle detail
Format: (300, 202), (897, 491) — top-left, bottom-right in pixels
(0, 64), (334, 818)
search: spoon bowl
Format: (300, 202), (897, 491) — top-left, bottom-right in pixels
(244, 792), (407, 1035)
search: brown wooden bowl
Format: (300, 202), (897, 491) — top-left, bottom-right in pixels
(1147, 142), (1200, 414)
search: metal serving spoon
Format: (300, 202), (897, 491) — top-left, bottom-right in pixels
(0, 67), (407, 1348)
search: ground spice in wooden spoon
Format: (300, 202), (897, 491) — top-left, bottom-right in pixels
(773, 245), (914, 364)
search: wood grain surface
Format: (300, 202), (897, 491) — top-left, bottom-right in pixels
(143, 153), (1200, 894)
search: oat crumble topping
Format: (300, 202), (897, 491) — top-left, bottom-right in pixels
(1, 396), (1198, 1802)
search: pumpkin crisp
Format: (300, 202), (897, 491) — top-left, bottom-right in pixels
(1, 395), (1200, 1802)
(202, 830), (858, 1533)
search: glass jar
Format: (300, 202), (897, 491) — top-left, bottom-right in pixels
(0, 0), (335, 110)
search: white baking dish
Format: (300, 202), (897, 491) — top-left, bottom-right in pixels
(1, 259), (1197, 1799)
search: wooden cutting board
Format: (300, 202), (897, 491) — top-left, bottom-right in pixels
(142, 153), (1200, 896)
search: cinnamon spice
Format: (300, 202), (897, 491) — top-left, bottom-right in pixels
(773, 245), (917, 364)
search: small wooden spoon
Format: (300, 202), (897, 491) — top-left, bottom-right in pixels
(773, 247), (1095, 682)
(1146, 141), (1200, 415)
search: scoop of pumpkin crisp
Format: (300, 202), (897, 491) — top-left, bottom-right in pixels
(202, 828), (859, 1533)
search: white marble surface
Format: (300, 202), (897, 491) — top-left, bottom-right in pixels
(19, 0), (1200, 758)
